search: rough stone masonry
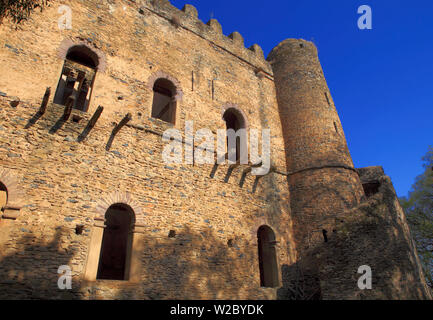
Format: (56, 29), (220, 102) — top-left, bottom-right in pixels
(0, 0), (430, 300)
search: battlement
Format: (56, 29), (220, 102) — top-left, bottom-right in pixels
(267, 39), (317, 65)
(137, 0), (272, 75)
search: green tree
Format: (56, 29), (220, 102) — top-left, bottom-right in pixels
(400, 146), (433, 290)
(0, 0), (50, 25)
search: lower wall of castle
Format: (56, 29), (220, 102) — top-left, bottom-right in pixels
(0, 95), (430, 300)
(288, 167), (365, 255)
(310, 170), (432, 300)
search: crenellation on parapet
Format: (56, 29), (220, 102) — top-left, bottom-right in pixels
(249, 44), (265, 60)
(206, 19), (223, 35)
(181, 4), (198, 18)
(138, 0), (272, 73)
(229, 32), (245, 47)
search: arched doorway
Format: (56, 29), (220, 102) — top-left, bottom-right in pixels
(96, 204), (135, 280)
(223, 108), (247, 162)
(257, 225), (279, 287)
(54, 45), (99, 112)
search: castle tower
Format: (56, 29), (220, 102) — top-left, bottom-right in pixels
(268, 39), (365, 292)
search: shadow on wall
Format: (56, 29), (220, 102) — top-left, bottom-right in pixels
(0, 99), (300, 300)
(1, 153), (407, 300)
(0, 224), (291, 300)
(0, 228), (78, 299)
(275, 174), (433, 301)
(304, 177), (431, 300)
(4, 214), (420, 301)
(277, 263), (322, 300)
(285, 165), (363, 258)
(81, 223), (293, 300)
(0, 144), (296, 299)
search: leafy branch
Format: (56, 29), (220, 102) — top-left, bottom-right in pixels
(401, 146), (433, 291)
(0, 0), (51, 25)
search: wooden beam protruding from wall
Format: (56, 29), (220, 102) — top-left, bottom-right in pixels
(39, 87), (51, 115)
(106, 113), (132, 151)
(77, 105), (104, 142)
(63, 95), (75, 121)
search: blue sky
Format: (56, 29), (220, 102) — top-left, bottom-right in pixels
(171, 0), (433, 197)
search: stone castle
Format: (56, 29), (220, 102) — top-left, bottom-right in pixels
(0, 0), (431, 300)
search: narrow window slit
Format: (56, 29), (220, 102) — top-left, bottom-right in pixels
(363, 182), (381, 197)
(325, 92), (331, 106)
(75, 224), (84, 235)
(322, 229), (328, 243)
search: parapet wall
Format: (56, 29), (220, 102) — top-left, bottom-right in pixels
(138, 0), (272, 75)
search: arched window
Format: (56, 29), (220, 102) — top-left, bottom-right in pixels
(0, 182), (7, 212)
(54, 45), (99, 112)
(257, 225), (279, 288)
(223, 108), (247, 162)
(151, 78), (177, 124)
(97, 204), (135, 281)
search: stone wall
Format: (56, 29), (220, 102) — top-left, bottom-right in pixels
(0, 0), (294, 299)
(268, 38), (365, 297)
(0, 92), (294, 299)
(0, 0), (430, 300)
(311, 168), (432, 300)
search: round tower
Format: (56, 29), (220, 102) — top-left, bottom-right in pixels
(268, 39), (364, 259)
